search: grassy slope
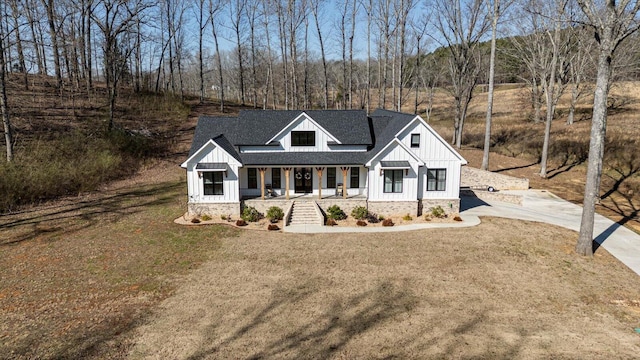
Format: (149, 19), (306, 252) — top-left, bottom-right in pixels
(423, 82), (640, 233)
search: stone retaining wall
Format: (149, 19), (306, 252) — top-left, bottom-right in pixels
(315, 199), (368, 217)
(461, 166), (529, 190)
(460, 190), (523, 205)
(367, 201), (420, 217)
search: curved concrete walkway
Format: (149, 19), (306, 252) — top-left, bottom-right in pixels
(286, 189), (640, 276)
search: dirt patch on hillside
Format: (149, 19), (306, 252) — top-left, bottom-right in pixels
(130, 218), (640, 359)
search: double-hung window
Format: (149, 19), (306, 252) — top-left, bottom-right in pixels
(272, 168), (281, 188)
(247, 168), (257, 189)
(327, 167), (336, 188)
(384, 170), (403, 193)
(203, 172), (224, 195)
(427, 169), (446, 191)
(350, 167), (359, 188)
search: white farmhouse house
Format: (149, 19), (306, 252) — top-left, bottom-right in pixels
(181, 109), (467, 220)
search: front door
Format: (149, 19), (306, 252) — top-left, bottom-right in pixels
(294, 167), (313, 193)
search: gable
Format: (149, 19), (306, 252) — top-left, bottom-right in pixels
(396, 116), (467, 164)
(267, 112), (341, 145)
(366, 138), (424, 167)
(180, 138), (242, 169)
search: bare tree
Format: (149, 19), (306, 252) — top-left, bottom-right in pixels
(481, 0), (500, 171)
(93, 0), (150, 130)
(0, 18), (13, 162)
(431, 0), (490, 148)
(310, 0), (329, 109)
(229, 0), (246, 105)
(576, 0), (640, 256)
(41, 0), (63, 89)
(209, 0), (226, 111)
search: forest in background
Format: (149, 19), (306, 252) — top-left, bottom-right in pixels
(0, 0), (639, 251)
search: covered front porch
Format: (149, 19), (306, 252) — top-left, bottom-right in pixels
(239, 166), (368, 201)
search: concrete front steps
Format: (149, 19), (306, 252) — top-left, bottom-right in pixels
(287, 201), (323, 226)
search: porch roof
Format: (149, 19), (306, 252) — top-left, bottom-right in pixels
(196, 162), (227, 171)
(380, 161), (412, 169)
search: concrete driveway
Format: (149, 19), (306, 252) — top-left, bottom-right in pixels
(461, 190), (640, 276)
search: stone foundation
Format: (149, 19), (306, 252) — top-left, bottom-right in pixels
(367, 201), (420, 217)
(421, 199), (460, 215)
(188, 202), (240, 217)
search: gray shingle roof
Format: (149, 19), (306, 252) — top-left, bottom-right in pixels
(186, 109), (422, 166)
(380, 161), (412, 168)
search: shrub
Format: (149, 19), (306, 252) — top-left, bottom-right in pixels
(236, 219), (247, 226)
(378, 215), (385, 221)
(241, 206), (262, 222)
(366, 213), (380, 223)
(268, 224), (280, 231)
(220, 214), (228, 221)
(266, 206), (284, 223)
(402, 214), (413, 221)
(326, 218), (337, 226)
(201, 214), (212, 221)
(326, 205), (347, 220)
(382, 218), (394, 227)
(351, 206), (368, 220)
(356, 220), (367, 226)
(191, 218), (201, 224)
(430, 206), (446, 219)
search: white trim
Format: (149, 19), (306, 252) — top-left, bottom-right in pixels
(397, 115), (467, 165)
(265, 112), (342, 145)
(365, 138), (425, 167)
(180, 139), (242, 168)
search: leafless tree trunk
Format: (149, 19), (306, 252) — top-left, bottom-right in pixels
(209, 0), (226, 112)
(42, 0), (63, 89)
(575, 0), (640, 256)
(0, 23), (14, 162)
(230, 0), (246, 106)
(431, 0), (490, 148)
(481, 0), (501, 171)
(311, 0), (329, 109)
(9, 0), (27, 89)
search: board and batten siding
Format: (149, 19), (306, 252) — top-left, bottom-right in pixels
(418, 160), (461, 200)
(368, 144), (420, 201)
(185, 142), (241, 204)
(273, 116), (336, 152)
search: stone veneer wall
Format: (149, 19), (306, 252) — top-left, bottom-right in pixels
(460, 190), (523, 205)
(188, 202), (240, 217)
(367, 201), (421, 217)
(461, 166), (529, 190)
(421, 199), (460, 215)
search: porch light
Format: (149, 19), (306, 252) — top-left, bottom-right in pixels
(198, 171), (203, 178)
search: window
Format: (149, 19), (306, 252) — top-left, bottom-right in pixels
(272, 168), (281, 188)
(350, 167), (359, 188)
(248, 168), (257, 189)
(411, 133), (420, 148)
(384, 170), (403, 193)
(291, 131), (315, 146)
(427, 169), (447, 191)
(327, 167), (336, 188)
(203, 172), (224, 195)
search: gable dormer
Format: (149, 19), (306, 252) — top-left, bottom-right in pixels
(265, 112), (341, 152)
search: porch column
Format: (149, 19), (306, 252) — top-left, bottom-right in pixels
(283, 167), (292, 200)
(315, 167), (324, 199)
(258, 168), (267, 200)
(340, 167), (349, 199)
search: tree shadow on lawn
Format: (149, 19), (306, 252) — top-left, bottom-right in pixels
(185, 280), (527, 359)
(0, 181), (182, 246)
